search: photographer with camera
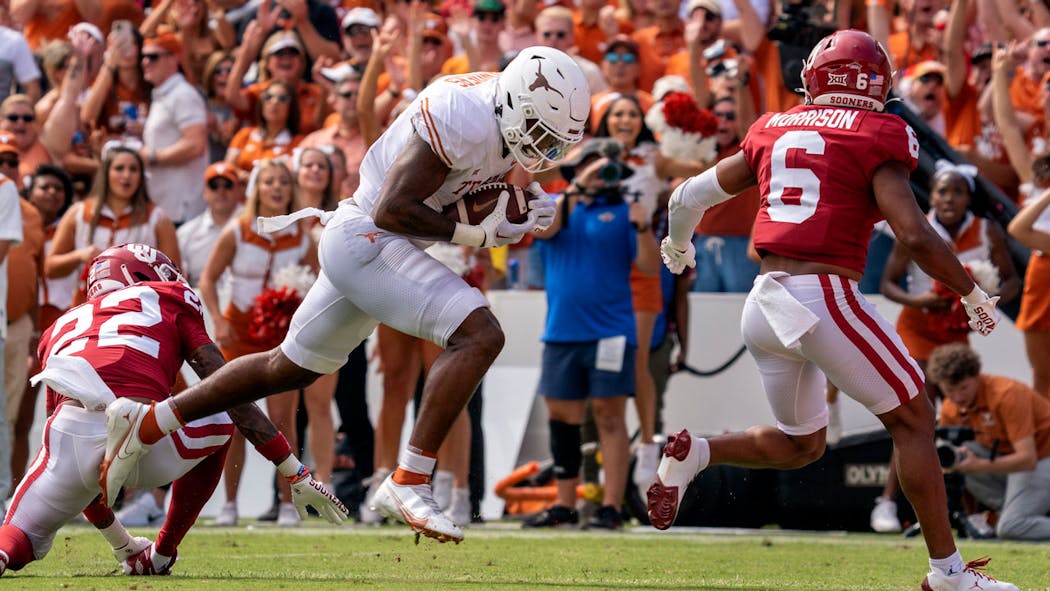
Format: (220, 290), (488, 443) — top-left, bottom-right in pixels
(523, 137), (660, 530)
(927, 343), (1050, 541)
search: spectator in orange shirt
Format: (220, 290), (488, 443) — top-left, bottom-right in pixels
(12, 0), (102, 50)
(590, 36), (654, 133)
(300, 73), (365, 197)
(630, 0), (685, 93)
(901, 60), (949, 137)
(226, 80), (304, 172)
(928, 344), (1050, 541)
(574, 0), (627, 64)
(227, 26), (326, 134)
(1009, 28), (1050, 138)
(887, 0), (947, 72)
(81, 26), (150, 143)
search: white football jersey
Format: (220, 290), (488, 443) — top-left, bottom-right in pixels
(352, 73), (515, 218)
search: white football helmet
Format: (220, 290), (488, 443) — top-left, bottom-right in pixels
(496, 47), (590, 173)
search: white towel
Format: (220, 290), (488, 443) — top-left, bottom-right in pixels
(751, 272), (819, 349)
(30, 355), (116, 411)
(257, 208), (337, 235)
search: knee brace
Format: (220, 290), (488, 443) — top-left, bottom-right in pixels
(549, 420), (582, 480)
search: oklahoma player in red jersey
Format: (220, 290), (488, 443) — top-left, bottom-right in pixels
(650, 30), (1016, 591)
(0, 244), (346, 578)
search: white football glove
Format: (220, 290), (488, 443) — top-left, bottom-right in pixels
(525, 182), (557, 231)
(660, 237), (696, 275)
(478, 190), (538, 247)
(288, 466), (349, 525)
(962, 294), (1000, 336)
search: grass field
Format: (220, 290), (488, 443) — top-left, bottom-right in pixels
(9, 522), (1050, 590)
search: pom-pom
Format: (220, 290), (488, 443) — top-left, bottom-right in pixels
(645, 92), (719, 163)
(247, 264), (317, 348)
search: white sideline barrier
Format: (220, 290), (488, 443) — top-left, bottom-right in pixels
(28, 290), (1029, 522)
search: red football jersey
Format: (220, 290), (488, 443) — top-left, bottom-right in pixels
(742, 105), (919, 273)
(39, 282), (212, 411)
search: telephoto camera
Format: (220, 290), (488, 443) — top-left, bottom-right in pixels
(934, 425), (976, 469)
(767, 0), (839, 93)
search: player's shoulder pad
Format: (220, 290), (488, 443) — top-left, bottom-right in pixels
(151, 281), (205, 317)
(868, 113), (920, 171)
(412, 81), (495, 168)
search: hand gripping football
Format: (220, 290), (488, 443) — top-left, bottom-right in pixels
(442, 183), (534, 225)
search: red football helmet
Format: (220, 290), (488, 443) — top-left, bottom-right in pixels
(86, 243), (185, 300)
(801, 29), (893, 112)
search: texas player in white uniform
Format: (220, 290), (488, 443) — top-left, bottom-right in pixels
(99, 47), (589, 544)
(0, 244), (345, 578)
(650, 30), (1017, 591)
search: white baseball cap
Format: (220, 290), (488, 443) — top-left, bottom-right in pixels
(341, 7), (381, 30)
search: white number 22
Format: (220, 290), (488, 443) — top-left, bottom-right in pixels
(766, 130), (825, 224)
(49, 285), (163, 359)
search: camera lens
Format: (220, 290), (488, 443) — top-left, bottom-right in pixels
(935, 440), (960, 469)
(599, 162), (621, 183)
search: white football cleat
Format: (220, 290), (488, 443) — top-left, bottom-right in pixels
(647, 429), (705, 530)
(922, 557), (1018, 591)
(370, 474), (463, 544)
(100, 398), (153, 507)
(870, 496), (902, 533)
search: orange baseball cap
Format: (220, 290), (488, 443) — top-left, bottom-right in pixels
(0, 133), (17, 155)
(205, 162), (239, 183)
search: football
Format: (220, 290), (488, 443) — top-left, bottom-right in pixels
(442, 183), (533, 226)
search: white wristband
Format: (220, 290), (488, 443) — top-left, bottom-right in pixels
(276, 454), (304, 478)
(451, 222), (485, 247)
(961, 285), (989, 306)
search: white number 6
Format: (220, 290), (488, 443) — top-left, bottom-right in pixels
(766, 130), (825, 224)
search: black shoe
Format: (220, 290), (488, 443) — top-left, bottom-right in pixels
(256, 502), (280, 522)
(522, 505), (579, 528)
(586, 505), (623, 530)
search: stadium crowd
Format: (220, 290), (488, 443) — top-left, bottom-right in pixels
(0, 0), (1046, 569)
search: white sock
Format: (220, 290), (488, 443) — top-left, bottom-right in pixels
(930, 551), (965, 577)
(154, 399), (183, 435)
(152, 549), (173, 570)
(99, 522), (132, 550)
(399, 447), (437, 476)
(694, 436), (711, 472)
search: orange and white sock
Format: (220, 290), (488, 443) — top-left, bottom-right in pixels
(393, 446), (436, 485)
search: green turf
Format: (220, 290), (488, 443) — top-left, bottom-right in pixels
(9, 523), (1050, 590)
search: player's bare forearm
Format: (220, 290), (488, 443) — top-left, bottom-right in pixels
(186, 343), (227, 380)
(372, 135), (453, 240)
(226, 403), (282, 450)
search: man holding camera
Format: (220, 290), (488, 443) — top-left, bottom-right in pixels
(524, 138), (660, 530)
(927, 343), (1050, 541)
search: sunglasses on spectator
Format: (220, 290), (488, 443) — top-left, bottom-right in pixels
(336, 90), (358, 99)
(214, 65), (232, 74)
(344, 24), (376, 36)
(422, 37), (444, 46)
(605, 52), (637, 64)
(713, 110), (736, 121)
(474, 11), (504, 22)
(542, 30), (568, 40)
(141, 51), (170, 62)
(917, 72), (944, 85)
(262, 93), (292, 103)
(208, 178), (234, 191)
(702, 10), (720, 22)
(0, 157), (18, 167)
(1035, 39), (1050, 47)
(4, 113), (34, 123)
